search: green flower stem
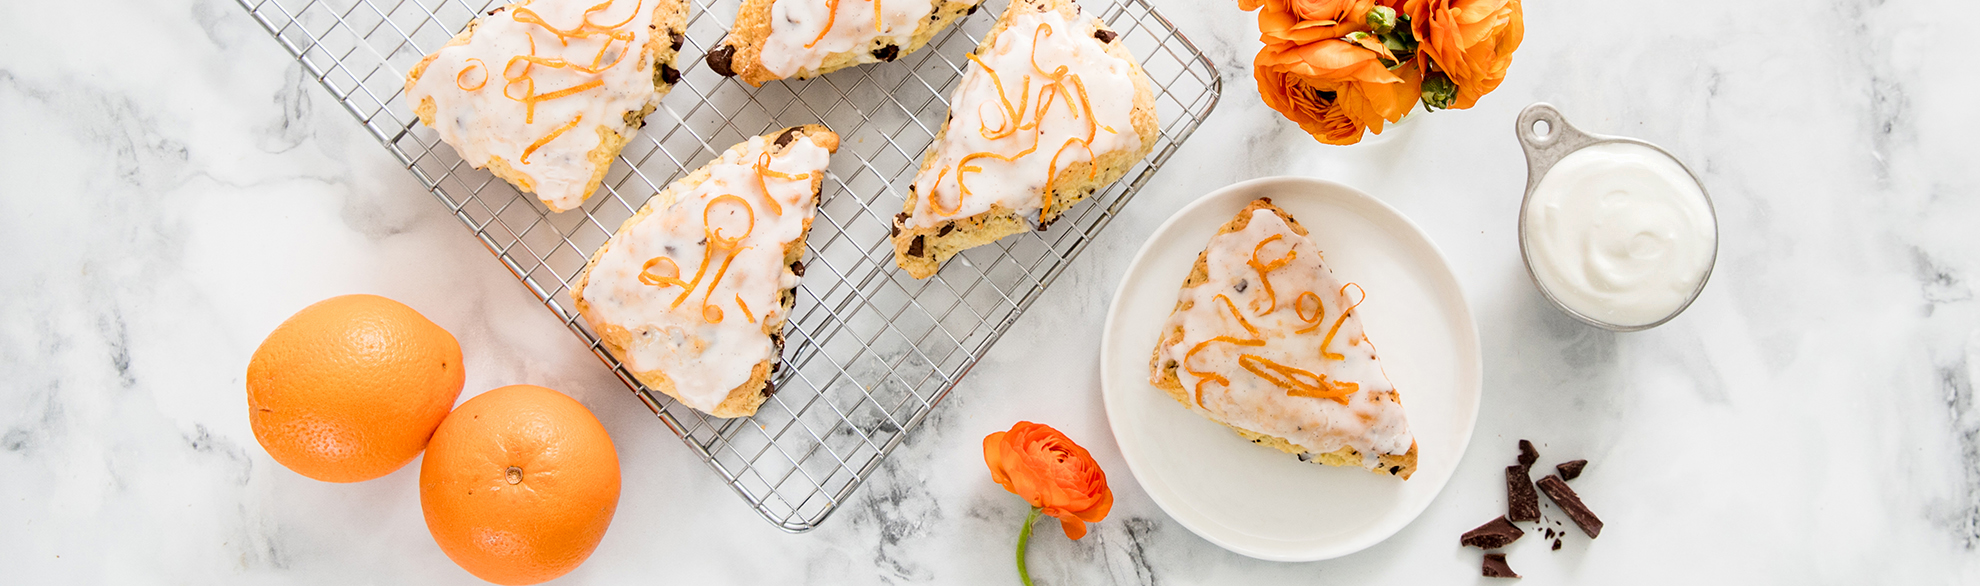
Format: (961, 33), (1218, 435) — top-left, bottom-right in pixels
(1016, 507), (1042, 586)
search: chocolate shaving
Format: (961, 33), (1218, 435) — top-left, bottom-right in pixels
(907, 235), (926, 257)
(1507, 465), (1539, 522)
(1557, 459), (1587, 481)
(1093, 29), (1118, 43)
(789, 260), (805, 277)
(891, 212), (908, 237)
(937, 223), (954, 237)
(871, 44), (900, 62)
(774, 127), (803, 147)
(1460, 516), (1523, 549)
(669, 31), (686, 51)
(705, 45), (737, 77)
(1551, 538), (1562, 551)
(966, 3), (979, 15)
(1482, 553), (1519, 578)
(658, 64), (681, 85)
(1234, 279), (1248, 293)
(1517, 439), (1538, 470)
(1537, 475), (1602, 538)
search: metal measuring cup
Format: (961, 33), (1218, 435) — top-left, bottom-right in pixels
(1513, 102), (1719, 332)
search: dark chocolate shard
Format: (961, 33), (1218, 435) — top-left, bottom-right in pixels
(1460, 516), (1524, 549)
(1551, 538), (1562, 551)
(790, 260), (805, 277)
(1234, 279), (1248, 293)
(1517, 439), (1538, 470)
(871, 44), (900, 62)
(1537, 475), (1602, 538)
(705, 44), (737, 76)
(1482, 553), (1519, 578)
(907, 235), (926, 257)
(966, 3), (979, 15)
(670, 31), (686, 51)
(1507, 465), (1540, 522)
(891, 212), (908, 237)
(1557, 459), (1587, 481)
(937, 223), (954, 237)
(658, 64), (681, 85)
(1093, 29), (1118, 43)
(774, 127), (803, 147)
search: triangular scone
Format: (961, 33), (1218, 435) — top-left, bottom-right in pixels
(573, 125), (840, 418)
(1149, 198), (1418, 479)
(705, 0), (984, 86)
(889, 0), (1158, 279)
(405, 0), (689, 212)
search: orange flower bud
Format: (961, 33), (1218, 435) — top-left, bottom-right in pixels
(1403, 0), (1522, 110)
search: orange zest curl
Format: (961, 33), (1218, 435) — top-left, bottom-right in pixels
(522, 113), (585, 164)
(456, 58), (489, 91)
(1320, 282), (1366, 361)
(702, 194), (757, 248)
(1245, 234), (1296, 314)
(1212, 294), (1261, 339)
(751, 151), (812, 217)
(735, 295), (756, 324)
(638, 256), (688, 289)
(923, 166), (957, 216)
(1292, 290), (1326, 333)
(702, 303), (725, 323)
(1068, 74), (1099, 143)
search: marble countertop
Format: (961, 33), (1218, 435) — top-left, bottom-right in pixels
(6, 0), (1980, 582)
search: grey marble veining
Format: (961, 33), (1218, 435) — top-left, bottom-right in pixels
(4, 0), (1980, 582)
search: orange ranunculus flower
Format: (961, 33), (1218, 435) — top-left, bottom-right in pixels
(1243, 0), (1378, 44)
(1255, 39), (1423, 145)
(984, 421), (1113, 540)
(1404, 0), (1522, 110)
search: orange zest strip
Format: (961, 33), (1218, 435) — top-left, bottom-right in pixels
(1320, 282), (1366, 361)
(1239, 354), (1355, 404)
(872, 0), (885, 33)
(456, 58), (489, 91)
(1069, 74), (1099, 143)
(954, 135), (1041, 198)
(702, 245), (745, 310)
(924, 166), (957, 216)
(638, 256), (689, 289)
(805, 0), (843, 48)
(1246, 234), (1295, 314)
(1037, 137), (1095, 220)
(522, 113), (584, 164)
(1212, 294), (1260, 339)
(968, 54), (1023, 140)
(671, 248), (717, 308)
(1183, 335), (1267, 408)
(1293, 290), (1326, 333)
(532, 79), (606, 104)
(735, 295), (756, 324)
(752, 151), (814, 218)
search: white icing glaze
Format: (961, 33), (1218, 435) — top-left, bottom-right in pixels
(579, 135), (831, 414)
(406, 0), (662, 212)
(759, 0), (936, 78)
(1152, 209), (1413, 465)
(905, 7), (1139, 229)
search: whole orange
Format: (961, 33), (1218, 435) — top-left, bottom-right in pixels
(420, 385), (622, 585)
(247, 294), (465, 483)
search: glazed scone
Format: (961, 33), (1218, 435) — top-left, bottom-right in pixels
(705, 0), (984, 86)
(573, 125), (840, 418)
(405, 0), (689, 212)
(1148, 198), (1418, 479)
(889, 0), (1157, 279)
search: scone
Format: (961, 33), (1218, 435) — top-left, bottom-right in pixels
(405, 0), (690, 212)
(889, 0), (1158, 279)
(705, 0), (984, 86)
(1148, 198), (1418, 479)
(572, 125), (840, 418)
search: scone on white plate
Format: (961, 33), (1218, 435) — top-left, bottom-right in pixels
(705, 0), (984, 86)
(889, 0), (1158, 279)
(1149, 198), (1418, 479)
(405, 0), (690, 212)
(573, 125), (839, 418)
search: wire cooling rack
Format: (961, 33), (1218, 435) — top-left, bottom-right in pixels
(239, 0), (1219, 531)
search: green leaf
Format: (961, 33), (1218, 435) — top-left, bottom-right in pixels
(1421, 72), (1457, 111)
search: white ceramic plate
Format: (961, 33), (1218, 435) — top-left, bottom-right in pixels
(1100, 177), (1482, 562)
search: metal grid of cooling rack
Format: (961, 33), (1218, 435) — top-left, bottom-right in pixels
(239, 0), (1219, 531)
